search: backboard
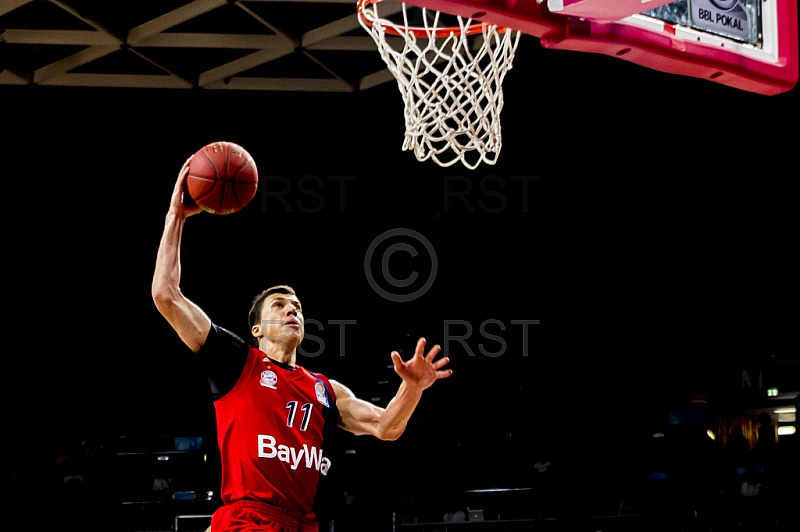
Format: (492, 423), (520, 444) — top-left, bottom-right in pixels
(396, 0), (799, 95)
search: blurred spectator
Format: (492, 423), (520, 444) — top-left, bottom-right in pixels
(752, 412), (778, 467)
(721, 424), (751, 504)
(725, 424), (751, 467)
(669, 390), (725, 530)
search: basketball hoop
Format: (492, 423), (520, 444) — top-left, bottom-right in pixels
(357, 0), (521, 169)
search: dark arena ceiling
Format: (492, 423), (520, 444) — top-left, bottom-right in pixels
(0, 0), (411, 92)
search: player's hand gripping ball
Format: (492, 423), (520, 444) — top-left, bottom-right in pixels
(185, 141), (258, 215)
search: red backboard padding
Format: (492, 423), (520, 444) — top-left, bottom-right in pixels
(397, 0), (798, 95)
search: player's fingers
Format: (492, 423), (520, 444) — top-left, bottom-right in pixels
(425, 343), (441, 362)
(173, 168), (185, 191)
(172, 160), (191, 198)
(179, 158), (192, 183)
(390, 351), (404, 371)
(414, 337), (427, 358)
(436, 368), (454, 379)
(432, 356), (449, 370)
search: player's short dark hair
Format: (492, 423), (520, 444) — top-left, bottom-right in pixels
(248, 285), (297, 330)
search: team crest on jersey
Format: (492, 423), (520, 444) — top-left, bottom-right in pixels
(315, 381), (330, 407)
(260, 370), (278, 389)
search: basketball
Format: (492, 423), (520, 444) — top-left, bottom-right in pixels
(185, 141), (258, 215)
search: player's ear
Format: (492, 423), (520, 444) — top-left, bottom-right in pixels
(251, 323), (262, 340)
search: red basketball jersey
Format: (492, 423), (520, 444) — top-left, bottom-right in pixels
(214, 347), (339, 519)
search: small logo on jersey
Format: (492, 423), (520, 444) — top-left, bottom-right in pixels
(260, 370), (278, 389)
(315, 381), (330, 407)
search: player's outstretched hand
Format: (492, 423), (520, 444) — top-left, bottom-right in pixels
(391, 337), (452, 391)
(170, 155), (204, 218)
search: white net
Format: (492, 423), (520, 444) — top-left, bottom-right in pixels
(358, 0), (521, 169)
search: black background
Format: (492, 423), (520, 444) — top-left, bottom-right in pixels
(4, 29), (798, 528)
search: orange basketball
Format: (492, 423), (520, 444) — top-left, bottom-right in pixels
(186, 141), (258, 215)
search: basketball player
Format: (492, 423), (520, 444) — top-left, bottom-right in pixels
(152, 155), (453, 532)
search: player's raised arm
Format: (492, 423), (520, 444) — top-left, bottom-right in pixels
(152, 155), (212, 353)
(331, 337), (452, 440)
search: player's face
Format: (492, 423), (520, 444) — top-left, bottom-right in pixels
(259, 293), (305, 343)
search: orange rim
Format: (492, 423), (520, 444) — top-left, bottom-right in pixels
(356, 0), (493, 38)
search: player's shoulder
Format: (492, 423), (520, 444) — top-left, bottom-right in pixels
(208, 322), (248, 346)
(324, 378), (352, 398)
(200, 322), (251, 359)
(300, 366), (330, 381)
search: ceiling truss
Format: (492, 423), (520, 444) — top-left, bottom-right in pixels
(0, 0), (409, 91)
